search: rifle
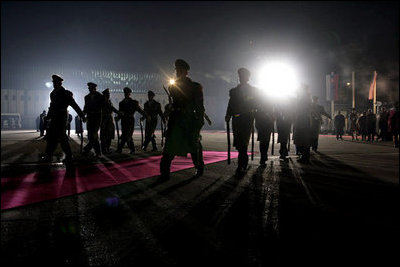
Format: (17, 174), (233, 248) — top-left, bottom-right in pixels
(80, 118), (84, 153)
(161, 120), (164, 147)
(271, 121), (275, 155)
(140, 119), (144, 148)
(251, 120), (255, 161)
(204, 113), (212, 126)
(114, 116), (120, 147)
(227, 120), (231, 165)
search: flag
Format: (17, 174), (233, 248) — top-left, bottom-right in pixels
(326, 72), (339, 101)
(368, 71), (377, 100)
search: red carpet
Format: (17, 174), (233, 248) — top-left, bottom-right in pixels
(1, 151), (238, 210)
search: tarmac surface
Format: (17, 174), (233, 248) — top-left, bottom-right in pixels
(1, 130), (399, 267)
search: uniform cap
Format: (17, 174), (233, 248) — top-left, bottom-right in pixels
(102, 88), (110, 95)
(148, 90), (155, 97)
(87, 82), (97, 88)
(123, 87), (132, 93)
(238, 68), (251, 77)
(52, 74), (63, 82)
(174, 59), (190, 70)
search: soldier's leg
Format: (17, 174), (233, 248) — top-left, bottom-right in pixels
(44, 131), (58, 161)
(190, 141), (204, 176)
(237, 146), (249, 171)
(160, 152), (174, 179)
(259, 141), (268, 164)
(151, 133), (157, 151)
(92, 128), (101, 156)
(60, 134), (73, 161)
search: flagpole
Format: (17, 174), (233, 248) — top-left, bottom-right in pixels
(352, 71), (355, 109)
(373, 70), (377, 114)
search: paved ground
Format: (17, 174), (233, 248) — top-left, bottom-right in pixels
(1, 130), (399, 267)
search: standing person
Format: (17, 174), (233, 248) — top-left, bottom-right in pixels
(42, 74), (85, 163)
(275, 99), (294, 160)
(100, 88), (119, 154)
(334, 111), (345, 140)
(294, 84), (313, 163)
(39, 110), (47, 137)
(348, 108), (359, 140)
(83, 82), (105, 157)
(357, 111), (368, 141)
(116, 87), (147, 155)
(310, 96), (331, 151)
(141, 90), (166, 151)
(66, 112), (73, 137)
(225, 68), (257, 173)
(36, 115), (40, 132)
(160, 59), (205, 180)
(388, 102), (399, 148)
(75, 115), (83, 137)
(366, 109), (377, 141)
(254, 89), (274, 166)
(377, 106), (389, 141)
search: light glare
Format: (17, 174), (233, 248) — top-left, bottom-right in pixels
(256, 62), (298, 98)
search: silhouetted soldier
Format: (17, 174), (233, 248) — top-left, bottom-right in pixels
(39, 110), (47, 137)
(66, 112), (73, 137)
(141, 90), (166, 151)
(100, 88), (119, 154)
(42, 74), (85, 163)
(75, 115), (83, 137)
(388, 102), (399, 148)
(348, 108), (358, 140)
(294, 84), (312, 163)
(310, 96), (331, 151)
(357, 111), (368, 141)
(83, 82), (104, 157)
(116, 87), (147, 154)
(275, 100), (294, 160)
(254, 89), (274, 166)
(366, 109), (377, 141)
(225, 68), (257, 173)
(160, 59), (205, 180)
(377, 106), (389, 141)
(334, 111), (345, 140)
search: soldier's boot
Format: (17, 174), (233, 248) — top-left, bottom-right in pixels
(159, 154), (172, 182)
(151, 139), (157, 151)
(128, 141), (135, 155)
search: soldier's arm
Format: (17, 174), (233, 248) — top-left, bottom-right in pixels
(68, 92), (85, 118)
(193, 83), (205, 118)
(225, 89), (233, 122)
(157, 103), (166, 123)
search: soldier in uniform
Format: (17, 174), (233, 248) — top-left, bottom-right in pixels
(83, 82), (105, 157)
(366, 109), (377, 141)
(334, 111), (346, 140)
(66, 112), (73, 137)
(141, 90), (166, 151)
(348, 108), (359, 140)
(254, 89), (274, 166)
(275, 100), (294, 160)
(116, 87), (147, 154)
(42, 74), (85, 163)
(160, 59), (205, 180)
(39, 110), (47, 137)
(225, 68), (257, 173)
(357, 111), (368, 141)
(75, 115), (83, 137)
(293, 84), (312, 163)
(310, 96), (331, 151)
(100, 88), (119, 154)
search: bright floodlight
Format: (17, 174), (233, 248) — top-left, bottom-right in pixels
(257, 62), (299, 98)
(45, 82), (52, 88)
(169, 79), (175, 85)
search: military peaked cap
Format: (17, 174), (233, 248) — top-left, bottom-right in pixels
(102, 88), (110, 95)
(175, 59), (190, 70)
(87, 82), (97, 88)
(148, 90), (155, 97)
(123, 87), (132, 93)
(52, 74), (63, 82)
(238, 68), (251, 77)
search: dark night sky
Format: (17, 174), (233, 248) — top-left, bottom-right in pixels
(1, 1), (399, 99)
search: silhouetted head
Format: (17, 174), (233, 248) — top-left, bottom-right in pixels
(175, 59), (190, 79)
(148, 90), (155, 100)
(102, 88), (110, 98)
(52, 74), (63, 88)
(238, 68), (251, 84)
(123, 87), (132, 98)
(87, 82), (97, 93)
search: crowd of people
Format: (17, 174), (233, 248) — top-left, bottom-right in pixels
(39, 59), (399, 180)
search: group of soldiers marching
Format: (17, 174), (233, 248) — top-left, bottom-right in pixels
(225, 68), (332, 174)
(41, 59), (207, 181)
